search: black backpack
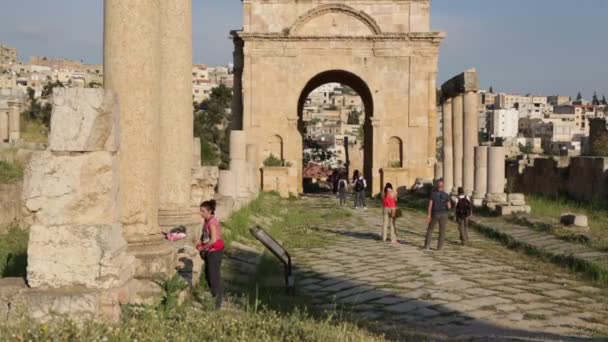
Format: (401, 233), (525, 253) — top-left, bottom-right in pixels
(339, 180), (346, 190)
(354, 178), (365, 192)
(456, 197), (472, 218)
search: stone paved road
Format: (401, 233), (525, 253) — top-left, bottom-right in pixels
(292, 196), (608, 341)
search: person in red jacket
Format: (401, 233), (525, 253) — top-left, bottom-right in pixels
(196, 200), (224, 309)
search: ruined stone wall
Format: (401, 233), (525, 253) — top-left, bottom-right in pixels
(508, 156), (608, 203)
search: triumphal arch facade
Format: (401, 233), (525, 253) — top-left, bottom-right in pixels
(232, 0), (444, 195)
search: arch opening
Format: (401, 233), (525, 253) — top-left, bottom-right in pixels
(297, 70), (374, 194)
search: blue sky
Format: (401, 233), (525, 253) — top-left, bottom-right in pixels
(0, 0), (606, 98)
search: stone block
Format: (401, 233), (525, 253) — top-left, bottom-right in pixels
(440, 68), (479, 99)
(27, 224), (134, 289)
(191, 166), (219, 208)
(485, 193), (508, 204)
(472, 198), (484, 207)
(261, 167), (290, 198)
(49, 88), (119, 152)
(22, 151), (119, 227)
(497, 205), (532, 216)
(508, 193), (526, 206)
(560, 214), (589, 228)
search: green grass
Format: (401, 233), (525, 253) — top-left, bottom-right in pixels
(0, 160), (23, 184)
(0, 226), (28, 278)
(222, 193), (351, 250)
(1, 295), (388, 342)
(20, 118), (48, 144)
(527, 194), (608, 251)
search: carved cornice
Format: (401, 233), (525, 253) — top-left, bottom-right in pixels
(234, 31), (445, 44)
(289, 4), (382, 36)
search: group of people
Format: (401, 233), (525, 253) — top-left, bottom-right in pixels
(424, 179), (472, 251)
(195, 176), (472, 310)
(331, 169), (368, 209)
(337, 176), (473, 250)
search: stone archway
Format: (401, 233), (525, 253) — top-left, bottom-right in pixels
(296, 70), (374, 191)
(232, 0), (444, 195)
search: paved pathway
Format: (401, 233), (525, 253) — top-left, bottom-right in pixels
(292, 196), (608, 341)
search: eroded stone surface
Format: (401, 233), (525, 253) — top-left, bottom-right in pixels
(50, 88), (119, 152)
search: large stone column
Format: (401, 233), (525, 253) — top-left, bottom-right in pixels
(486, 146), (507, 206)
(104, 0), (162, 241)
(158, 0), (194, 229)
(463, 91), (478, 196)
(427, 73), (437, 166)
(442, 98), (453, 191)
(8, 101), (20, 143)
(452, 94), (464, 194)
(0, 109), (8, 142)
(473, 146), (488, 206)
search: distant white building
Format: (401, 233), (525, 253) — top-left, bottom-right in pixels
(488, 109), (519, 139)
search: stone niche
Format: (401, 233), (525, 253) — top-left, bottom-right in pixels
(2, 88), (135, 322)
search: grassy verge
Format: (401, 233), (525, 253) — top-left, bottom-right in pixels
(222, 193), (351, 250)
(470, 220), (608, 286)
(0, 226), (28, 278)
(526, 194), (608, 251)
(1, 289), (387, 341)
(20, 118), (48, 144)
(0, 160), (23, 184)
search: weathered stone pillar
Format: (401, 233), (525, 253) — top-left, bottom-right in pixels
(486, 146), (507, 206)
(463, 91), (478, 196)
(158, 0), (194, 230)
(427, 73), (437, 166)
(8, 101), (20, 143)
(230, 130), (249, 199)
(473, 146), (488, 206)
(452, 94), (464, 193)
(193, 137), (201, 167)
(104, 0), (161, 241)
(434, 162), (443, 181)
(0, 109), (8, 142)
(442, 98), (453, 191)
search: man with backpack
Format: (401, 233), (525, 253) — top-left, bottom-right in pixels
(454, 187), (472, 245)
(352, 170), (367, 209)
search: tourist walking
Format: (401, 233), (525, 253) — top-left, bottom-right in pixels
(197, 200), (225, 309)
(337, 172), (348, 206)
(454, 187), (472, 245)
(424, 179), (451, 251)
(352, 170), (367, 209)
(382, 183), (398, 243)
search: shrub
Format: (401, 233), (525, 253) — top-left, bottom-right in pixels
(263, 154), (292, 167)
(0, 160), (23, 184)
(0, 226), (28, 278)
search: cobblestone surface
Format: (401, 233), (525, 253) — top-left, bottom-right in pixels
(292, 196), (608, 340)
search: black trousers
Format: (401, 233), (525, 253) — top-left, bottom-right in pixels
(203, 250), (223, 309)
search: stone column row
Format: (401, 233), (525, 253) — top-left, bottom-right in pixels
(440, 91), (478, 196)
(0, 101), (21, 143)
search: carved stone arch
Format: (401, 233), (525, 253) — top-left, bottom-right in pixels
(289, 4), (382, 36)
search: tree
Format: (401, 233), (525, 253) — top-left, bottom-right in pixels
(489, 86), (494, 93)
(576, 92), (583, 101)
(347, 111), (360, 125)
(591, 134), (608, 157)
(303, 138), (336, 165)
(602, 95), (608, 105)
(592, 91), (600, 106)
(193, 84), (233, 168)
(518, 143), (533, 155)
(24, 82), (62, 128)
